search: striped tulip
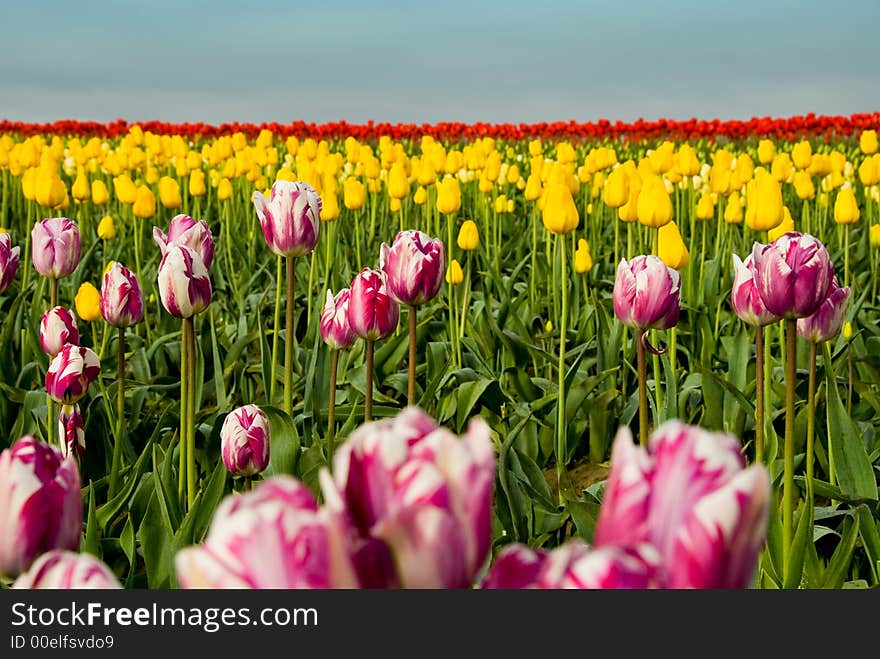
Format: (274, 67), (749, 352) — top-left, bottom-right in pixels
(100, 262), (144, 328)
(320, 407), (495, 588)
(320, 288), (356, 350)
(58, 404), (85, 462)
(482, 542), (658, 589)
(594, 421), (770, 589)
(731, 252), (781, 327)
(751, 232), (833, 319)
(175, 476), (358, 588)
(153, 213), (215, 269)
(0, 436), (82, 578)
(157, 244), (212, 319)
(346, 268), (399, 341)
(252, 180), (322, 257)
(612, 255), (681, 331)
(31, 217), (81, 279)
(797, 277), (850, 343)
(0, 231), (20, 294)
(379, 230), (446, 306)
(221, 404), (271, 478)
(39, 306), (80, 357)
(46, 344), (100, 405)
(12, 550), (121, 589)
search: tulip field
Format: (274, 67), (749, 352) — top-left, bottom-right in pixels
(0, 114), (879, 589)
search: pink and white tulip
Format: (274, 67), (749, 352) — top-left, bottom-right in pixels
(58, 404), (85, 462)
(39, 306), (79, 357)
(0, 231), (20, 293)
(100, 262), (144, 328)
(482, 542), (658, 589)
(153, 214), (215, 269)
(594, 421), (770, 589)
(0, 436), (82, 578)
(31, 217), (81, 279)
(380, 230), (446, 306)
(221, 404), (271, 478)
(797, 277), (850, 343)
(252, 180), (322, 257)
(751, 232), (833, 319)
(320, 288), (356, 350)
(175, 476), (358, 589)
(46, 344), (100, 405)
(731, 252), (781, 327)
(613, 255), (681, 330)
(320, 407), (495, 588)
(346, 268), (400, 341)
(12, 550), (121, 589)
(157, 244), (212, 319)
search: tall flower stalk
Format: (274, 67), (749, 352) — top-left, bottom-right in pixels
(320, 288), (356, 459)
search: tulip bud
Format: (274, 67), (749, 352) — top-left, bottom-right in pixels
(843, 321), (853, 340)
(657, 221), (689, 270)
(346, 268), (399, 341)
(100, 262), (144, 328)
(0, 436), (82, 578)
(90, 180), (109, 205)
(860, 129), (878, 155)
(97, 215), (116, 241)
(636, 175), (673, 228)
(71, 168), (90, 202)
(833, 185), (860, 225)
(0, 231), (20, 294)
(12, 550), (121, 589)
(792, 140), (812, 170)
(131, 185), (156, 219)
(31, 217), (81, 279)
(436, 177), (462, 215)
(524, 173), (542, 201)
(613, 255), (681, 330)
(446, 259), (463, 285)
(157, 244), (212, 319)
(74, 282), (101, 322)
(217, 177), (233, 201)
(221, 404), (271, 478)
(757, 140), (775, 164)
(158, 176), (182, 209)
(58, 404), (85, 461)
(413, 186), (427, 205)
(153, 214), (215, 269)
(871, 223), (880, 247)
(752, 232), (833, 319)
(696, 191), (715, 220)
(39, 306), (79, 357)
(320, 288), (356, 350)
(797, 278), (850, 343)
(541, 182), (579, 234)
(731, 253), (781, 327)
(387, 162), (409, 200)
(189, 169), (207, 197)
(724, 191), (743, 224)
(768, 206), (795, 242)
(343, 177), (366, 210)
(380, 230), (446, 307)
(574, 238), (592, 273)
(457, 220), (479, 251)
(46, 344), (100, 405)
(252, 180), (321, 258)
(113, 175), (137, 204)
(603, 167), (629, 208)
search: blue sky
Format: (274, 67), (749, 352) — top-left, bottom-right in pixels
(2, 0), (878, 124)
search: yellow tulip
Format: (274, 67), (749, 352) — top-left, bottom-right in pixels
(709, 164), (731, 195)
(603, 167), (629, 208)
(745, 171), (783, 231)
(387, 162), (409, 200)
(158, 176), (182, 209)
(343, 177), (366, 210)
(413, 186), (427, 206)
(494, 195), (509, 214)
(696, 191), (715, 219)
(97, 215), (116, 240)
(21, 168), (37, 201)
(858, 156), (879, 186)
(113, 175), (137, 204)
(636, 175), (673, 228)
(793, 170), (815, 200)
(72, 167), (90, 202)
(792, 140), (812, 170)
(757, 140), (776, 164)
(91, 179), (109, 205)
(843, 321), (853, 340)
(658, 221), (689, 270)
(457, 220), (479, 251)
(74, 282), (102, 322)
(724, 192), (743, 223)
(648, 141), (674, 174)
(860, 129), (878, 155)
(445, 258), (464, 284)
(528, 140), (542, 157)
(524, 173), (542, 201)
(506, 164), (520, 185)
(556, 142), (576, 165)
(189, 169), (207, 197)
(436, 177), (461, 215)
(574, 238), (592, 273)
(833, 186), (860, 225)
(676, 144), (701, 177)
(35, 168), (67, 209)
(771, 153), (793, 182)
(217, 177), (233, 201)
(870, 223), (880, 247)
(768, 207), (794, 242)
(389, 197), (401, 213)
(132, 185), (156, 219)
(541, 182), (579, 234)
(808, 153), (831, 177)
(321, 192), (340, 221)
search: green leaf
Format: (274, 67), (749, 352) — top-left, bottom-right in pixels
(83, 481), (100, 557)
(191, 459), (228, 543)
(120, 514), (135, 568)
(262, 405), (300, 478)
(783, 498), (812, 589)
(567, 499), (600, 544)
(821, 516), (860, 589)
(209, 307), (228, 413)
(855, 504), (880, 585)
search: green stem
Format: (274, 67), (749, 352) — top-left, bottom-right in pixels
(185, 317), (196, 511)
(844, 224), (850, 289)
(782, 318), (797, 582)
(284, 255), (295, 416)
(407, 305), (417, 405)
(556, 235), (569, 501)
(823, 341), (837, 489)
(806, 340), (817, 502)
(458, 253), (472, 340)
(328, 348), (338, 463)
(47, 277), (58, 448)
(178, 321), (188, 503)
(270, 255), (282, 403)
(637, 329), (648, 447)
(365, 339), (375, 422)
(109, 327), (125, 497)
(755, 326), (764, 463)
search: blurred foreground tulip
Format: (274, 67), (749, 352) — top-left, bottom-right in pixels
(12, 550), (121, 589)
